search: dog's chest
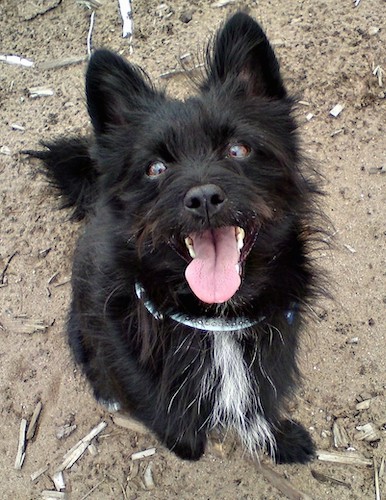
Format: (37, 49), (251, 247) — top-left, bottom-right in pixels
(201, 332), (274, 453)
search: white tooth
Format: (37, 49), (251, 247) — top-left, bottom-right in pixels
(235, 263), (241, 275)
(185, 237), (196, 258)
(236, 227), (245, 251)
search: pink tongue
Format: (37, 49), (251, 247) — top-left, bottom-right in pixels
(185, 227), (241, 304)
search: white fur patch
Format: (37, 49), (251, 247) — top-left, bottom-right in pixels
(202, 332), (275, 455)
(98, 398), (121, 413)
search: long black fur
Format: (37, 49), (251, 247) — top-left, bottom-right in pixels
(27, 13), (325, 463)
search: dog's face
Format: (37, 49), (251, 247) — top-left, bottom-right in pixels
(86, 14), (311, 308)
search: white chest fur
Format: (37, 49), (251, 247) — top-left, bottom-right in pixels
(202, 332), (275, 455)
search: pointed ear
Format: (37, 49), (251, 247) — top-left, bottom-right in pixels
(86, 50), (157, 134)
(202, 12), (286, 99)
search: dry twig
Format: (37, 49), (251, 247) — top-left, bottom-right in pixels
(20, 0), (62, 21)
(39, 56), (87, 70)
(29, 87), (55, 98)
(0, 54), (34, 67)
(79, 479), (106, 500)
(31, 466), (49, 482)
(374, 457), (381, 500)
(131, 448), (156, 461)
(87, 11), (96, 57)
(311, 469), (351, 489)
(41, 491), (66, 499)
(57, 421), (107, 471)
(26, 400), (43, 440)
(317, 449), (372, 466)
(1, 251), (18, 285)
(258, 463), (312, 500)
(14, 419), (27, 470)
(118, 0), (133, 52)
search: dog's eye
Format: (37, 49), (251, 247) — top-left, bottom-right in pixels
(227, 143), (251, 159)
(147, 161), (167, 177)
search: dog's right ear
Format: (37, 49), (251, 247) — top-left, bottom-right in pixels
(86, 50), (158, 135)
(202, 12), (286, 99)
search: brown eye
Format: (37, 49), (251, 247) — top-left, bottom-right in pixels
(227, 143), (251, 159)
(147, 161), (167, 177)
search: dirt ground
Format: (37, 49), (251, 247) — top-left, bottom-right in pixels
(0, 0), (385, 498)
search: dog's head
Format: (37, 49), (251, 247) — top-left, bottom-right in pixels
(87, 13), (315, 309)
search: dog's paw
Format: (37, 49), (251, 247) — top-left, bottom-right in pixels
(273, 420), (315, 464)
(98, 398), (121, 412)
(166, 433), (207, 461)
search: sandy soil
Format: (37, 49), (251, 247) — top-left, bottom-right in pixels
(1, 0), (385, 498)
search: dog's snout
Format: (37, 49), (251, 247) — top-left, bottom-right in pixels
(184, 184), (226, 218)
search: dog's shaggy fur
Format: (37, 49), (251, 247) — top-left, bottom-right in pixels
(28, 13), (324, 463)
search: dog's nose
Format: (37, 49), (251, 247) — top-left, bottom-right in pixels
(184, 184), (226, 218)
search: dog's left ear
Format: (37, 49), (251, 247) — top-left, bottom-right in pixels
(86, 50), (160, 135)
(202, 12), (286, 99)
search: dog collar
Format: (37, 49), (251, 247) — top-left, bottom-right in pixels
(135, 282), (297, 332)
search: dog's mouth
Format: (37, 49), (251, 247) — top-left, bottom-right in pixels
(171, 225), (258, 304)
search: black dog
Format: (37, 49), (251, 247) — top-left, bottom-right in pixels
(29, 13), (322, 463)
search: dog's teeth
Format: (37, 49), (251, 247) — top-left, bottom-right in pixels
(235, 263), (241, 275)
(185, 237), (196, 258)
(236, 227), (245, 252)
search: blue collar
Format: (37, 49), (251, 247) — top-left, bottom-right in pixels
(135, 282), (297, 332)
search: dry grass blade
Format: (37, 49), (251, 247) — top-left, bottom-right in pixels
(39, 56), (87, 70)
(379, 457), (385, 478)
(79, 479), (106, 500)
(317, 450), (372, 466)
(14, 418), (27, 470)
(3, 318), (49, 335)
(87, 11), (96, 56)
(374, 457), (380, 500)
(258, 463), (312, 500)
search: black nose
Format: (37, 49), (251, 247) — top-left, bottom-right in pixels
(184, 184), (226, 219)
